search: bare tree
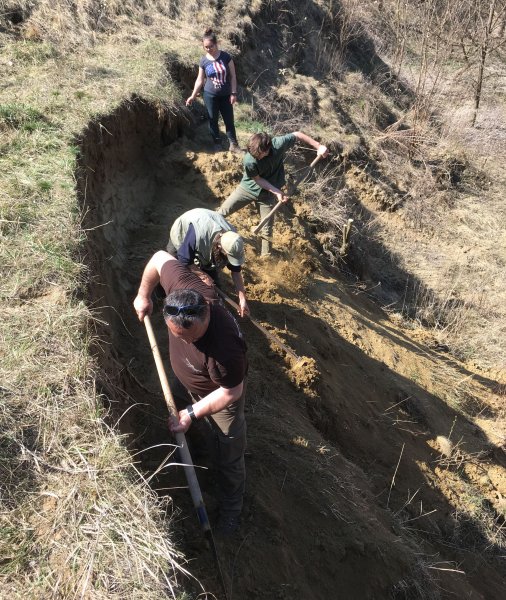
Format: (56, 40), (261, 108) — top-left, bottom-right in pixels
(470, 0), (506, 126)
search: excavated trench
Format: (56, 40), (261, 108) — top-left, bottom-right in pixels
(75, 97), (414, 598)
(76, 97), (505, 599)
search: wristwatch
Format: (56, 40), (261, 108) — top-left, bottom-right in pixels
(186, 404), (198, 423)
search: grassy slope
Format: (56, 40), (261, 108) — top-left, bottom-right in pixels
(0, 7), (191, 598)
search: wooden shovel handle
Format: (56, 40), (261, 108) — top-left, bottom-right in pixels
(144, 315), (178, 417)
(253, 200), (283, 234)
(252, 154), (323, 235)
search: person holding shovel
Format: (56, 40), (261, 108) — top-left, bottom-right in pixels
(167, 207), (250, 317)
(218, 131), (328, 256)
(134, 251), (248, 536)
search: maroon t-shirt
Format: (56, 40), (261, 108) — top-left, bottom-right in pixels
(159, 259), (247, 396)
(160, 259), (217, 303)
(169, 303), (248, 396)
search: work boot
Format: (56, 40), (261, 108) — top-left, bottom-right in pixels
(213, 140), (222, 153)
(229, 142), (243, 154)
(215, 511), (241, 537)
(261, 237), (272, 256)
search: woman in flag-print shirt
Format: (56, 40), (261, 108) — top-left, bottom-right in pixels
(186, 28), (240, 153)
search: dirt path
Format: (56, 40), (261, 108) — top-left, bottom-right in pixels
(81, 116), (505, 599)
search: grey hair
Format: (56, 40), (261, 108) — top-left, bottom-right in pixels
(163, 289), (208, 329)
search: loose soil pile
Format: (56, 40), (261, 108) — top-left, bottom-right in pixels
(78, 101), (505, 599)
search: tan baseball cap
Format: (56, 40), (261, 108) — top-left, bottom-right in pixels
(220, 231), (245, 266)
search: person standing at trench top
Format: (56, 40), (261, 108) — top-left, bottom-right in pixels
(186, 28), (240, 153)
(167, 207), (250, 317)
(218, 131), (329, 256)
(133, 251), (248, 535)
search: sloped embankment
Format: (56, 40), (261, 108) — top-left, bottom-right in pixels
(77, 96), (505, 599)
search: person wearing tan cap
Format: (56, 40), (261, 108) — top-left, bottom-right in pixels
(167, 207), (250, 316)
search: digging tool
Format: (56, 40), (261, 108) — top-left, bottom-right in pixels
(216, 288), (305, 366)
(143, 315), (229, 600)
(252, 154), (324, 236)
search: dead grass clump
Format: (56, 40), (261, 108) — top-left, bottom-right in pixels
(0, 384), (187, 598)
(390, 560), (440, 600)
(451, 483), (506, 555)
(0, 297), (188, 596)
(299, 166), (350, 266)
(289, 356), (319, 392)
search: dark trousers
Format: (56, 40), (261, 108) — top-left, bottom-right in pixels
(203, 91), (237, 145)
(172, 377), (247, 516)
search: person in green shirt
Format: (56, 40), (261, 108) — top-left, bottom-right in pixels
(218, 131), (328, 255)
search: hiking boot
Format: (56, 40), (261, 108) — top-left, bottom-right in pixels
(215, 512), (240, 537)
(229, 142), (243, 154)
(261, 239), (272, 256)
(213, 142), (223, 153)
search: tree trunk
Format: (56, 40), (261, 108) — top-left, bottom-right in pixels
(471, 0), (497, 127)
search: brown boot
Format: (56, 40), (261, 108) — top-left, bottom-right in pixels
(229, 142), (243, 154)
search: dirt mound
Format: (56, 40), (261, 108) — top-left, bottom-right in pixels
(78, 101), (505, 599)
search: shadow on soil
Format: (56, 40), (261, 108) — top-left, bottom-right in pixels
(75, 94), (504, 599)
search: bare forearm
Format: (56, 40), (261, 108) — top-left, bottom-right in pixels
(169, 381), (244, 432)
(189, 69), (205, 100)
(231, 271), (246, 300)
(193, 383), (243, 418)
(191, 79), (203, 97)
(137, 265), (160, 300)
(133, 251), (175, 320)
(293, 131), (321, 150)
(255, 176), (282, 195)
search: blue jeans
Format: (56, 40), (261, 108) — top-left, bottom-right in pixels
(203, 91), (237, 145)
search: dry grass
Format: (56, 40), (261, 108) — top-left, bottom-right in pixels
(1, 0), (505, 597)
(0, 2), (206, 597)
(0, 299), (188, 597)
(315, 19), (506, 368)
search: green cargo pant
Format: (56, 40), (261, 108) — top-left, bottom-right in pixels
(218, 186), (274, 255)
(172, 378), (247, 516)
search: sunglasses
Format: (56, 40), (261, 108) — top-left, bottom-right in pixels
(163, 304), (206, 317)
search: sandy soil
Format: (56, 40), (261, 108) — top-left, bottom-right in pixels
(78, 109), (505, 599)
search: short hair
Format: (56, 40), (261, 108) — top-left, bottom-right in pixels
(202, 28), (217, 44)
(247, 132), (272, 159)
(163, 289), (208, 329)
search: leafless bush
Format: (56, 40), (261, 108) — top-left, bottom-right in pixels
(298, 165), (350, 265)
(315, 0), (364, 79)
